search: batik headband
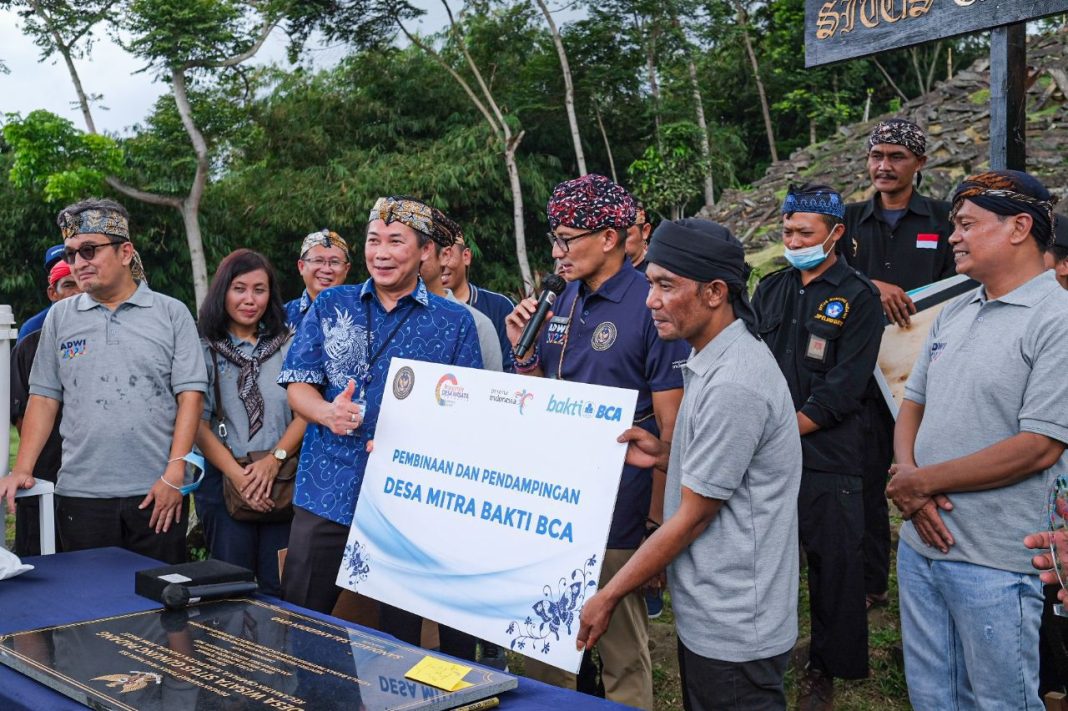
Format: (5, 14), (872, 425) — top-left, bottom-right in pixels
(428, 207), (464, 249)
(782, 184), (845, 220)
(869, 118), (927, 157)
(547, 174), (636, 231)
(300, 229), (349, 257)
(58, 208), (130, 242)
(369, 197), (434, 237)
(952, 171), (1058, 247)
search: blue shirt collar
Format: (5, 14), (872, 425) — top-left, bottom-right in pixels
(579, 260), (636, 304)
(359, 277), (430, 308)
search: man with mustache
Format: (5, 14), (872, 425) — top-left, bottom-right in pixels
(843, 119), (955, 616)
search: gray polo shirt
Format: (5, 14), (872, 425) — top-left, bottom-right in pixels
(29, 282), (207, 498)
(446, 289), (503, 371)
(201, 335), (294, 457)
(666, 319), (803, 663)
(900, 270), (1068, 573)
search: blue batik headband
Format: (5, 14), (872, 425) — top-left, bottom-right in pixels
(782, 184), (845, 220)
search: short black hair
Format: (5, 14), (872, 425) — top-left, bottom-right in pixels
(198, 249), (287, 342)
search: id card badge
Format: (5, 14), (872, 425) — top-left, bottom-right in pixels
(806, 334), (828, 363)
(546, 315), (570, 346)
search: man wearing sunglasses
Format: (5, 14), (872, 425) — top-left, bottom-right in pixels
(505, 175), (688, 709)
(285, 229), (352, 330)
(0, 198), (206, 564)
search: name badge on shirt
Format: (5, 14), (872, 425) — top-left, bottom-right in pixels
(806, 334), (828, 363)
(916, 233), (939, 249)
(546, 315), (570, 346)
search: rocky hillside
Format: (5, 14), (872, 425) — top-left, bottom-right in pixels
(709, 30), (1068, 252)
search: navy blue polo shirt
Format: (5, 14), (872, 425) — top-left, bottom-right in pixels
(16, 305), (50, 344)
(284, 290), (312, 331)
(466, 283), (516, 372)
(279, 278), (482, 526)
(537, 260), (688, 548)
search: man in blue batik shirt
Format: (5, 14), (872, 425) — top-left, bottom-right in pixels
(278, 196), (482, 623)
(284, 229), (352, 330)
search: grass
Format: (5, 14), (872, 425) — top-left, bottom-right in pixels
(4, 427), (911, 708)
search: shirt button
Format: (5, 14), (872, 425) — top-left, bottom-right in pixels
(885, 262), (892, 269)
(786, 349), (792, 354)
(583, 310), (589, 316)
(799, 289), (805, 295)
(791, 319), (797, 324)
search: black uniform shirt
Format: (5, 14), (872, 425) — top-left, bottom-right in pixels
(752, 258), (884, 474)
(844, 190), (955, 291)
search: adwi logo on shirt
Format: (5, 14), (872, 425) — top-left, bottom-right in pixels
(545, 394), (623, 422)
(59, 338), (88, 360)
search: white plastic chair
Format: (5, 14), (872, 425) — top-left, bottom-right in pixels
(13, 480), (56, 555)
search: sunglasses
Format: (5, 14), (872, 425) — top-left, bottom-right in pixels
(63, 239), (124, 264)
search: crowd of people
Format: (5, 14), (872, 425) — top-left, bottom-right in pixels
(3, 117), (1068, 711)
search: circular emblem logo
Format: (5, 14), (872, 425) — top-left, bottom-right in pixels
(392, 366), (415, 400)
(591, 321), (618, 351)
(824, 301), (845, 319)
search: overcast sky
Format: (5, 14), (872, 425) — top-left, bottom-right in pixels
(0, 3), (504, 135)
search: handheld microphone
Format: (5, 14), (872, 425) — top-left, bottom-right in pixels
(161, 580), (259, 609)
(515, 274), (567, 359)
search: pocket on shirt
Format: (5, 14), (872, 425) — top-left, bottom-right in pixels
(801, 319), (843, 372)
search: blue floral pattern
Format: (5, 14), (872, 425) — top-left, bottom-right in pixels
(343, 540), (371, 585)
(506, 553), (599, 655)
(278, 278), (482, 527)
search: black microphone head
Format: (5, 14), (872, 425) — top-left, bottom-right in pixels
(161, 583), (191, 610)
(542, 274), (566, 295)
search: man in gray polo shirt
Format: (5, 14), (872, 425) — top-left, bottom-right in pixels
(0, 198), (205, 564)
(886, 170), (1068, 710)
(578, 218), (802, 711)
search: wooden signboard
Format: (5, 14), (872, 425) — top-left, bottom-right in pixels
(806, 0), (1068, 67)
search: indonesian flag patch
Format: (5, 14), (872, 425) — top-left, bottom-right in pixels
(916, 233), (939, 249)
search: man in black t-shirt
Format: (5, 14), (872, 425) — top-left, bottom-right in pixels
(9, 260), (80, 555)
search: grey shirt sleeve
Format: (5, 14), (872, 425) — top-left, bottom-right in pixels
(28, 306), (63, 402)
(902, 309), (942, 406)
(1018, 313), (1068, 445)
(169, 301), (208, 394)
(680, 382), (769, 501)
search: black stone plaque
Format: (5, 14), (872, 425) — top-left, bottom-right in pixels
(0, 599), (516, 710)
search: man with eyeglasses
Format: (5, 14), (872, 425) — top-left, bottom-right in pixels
(285, 229), (351, 330)
(0, 198), (206, 564)
(439, 232), (516, 371)
(278, 196), (481, 625)
(843, 119), (955, 618)
(505, 174), (687, 709)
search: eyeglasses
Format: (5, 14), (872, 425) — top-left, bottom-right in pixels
(62, 240), (124, 264)
(546, 228), (605, 253)
(303, 257), (348, 269)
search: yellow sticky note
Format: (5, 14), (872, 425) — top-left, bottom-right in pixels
(405, 656), (473, 692)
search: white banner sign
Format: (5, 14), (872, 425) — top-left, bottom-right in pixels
(336, 358), (636, 673)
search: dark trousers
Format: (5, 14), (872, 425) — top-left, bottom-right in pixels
(195, 463), (291, 597)
(798, 471), (868, 679)
(677, 639), (790, 711)
(281, 506), (478, 661)
(56, 494), (188, 564)
(860, 398), (894, 595)
(14, 497), (59, 557)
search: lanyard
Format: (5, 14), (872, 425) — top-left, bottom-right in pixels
(361, 297), (416, 399)
(556, 293), (582, 380)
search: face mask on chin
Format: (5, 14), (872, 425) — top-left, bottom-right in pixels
(784, 232), (835, 271)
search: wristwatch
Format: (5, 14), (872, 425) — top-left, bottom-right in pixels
(272, 448), (287, 462)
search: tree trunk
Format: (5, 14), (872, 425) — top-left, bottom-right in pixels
(534, 0), (586, 175)
(737, 8), (777, 162)
(504, 133), (533, 293)
(686, 56), (715, 207)
(171, 68), (211, 308)
(645, 25), (663, 151)
(593, 102), (618, 183)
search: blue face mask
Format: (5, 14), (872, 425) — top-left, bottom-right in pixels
(784, 233), (834, 271)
